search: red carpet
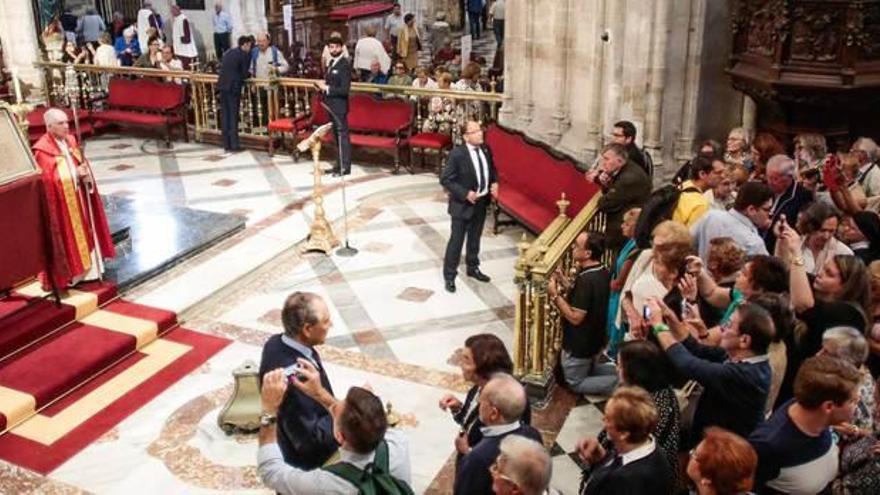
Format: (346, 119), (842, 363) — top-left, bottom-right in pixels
(0, 281), (231, 473)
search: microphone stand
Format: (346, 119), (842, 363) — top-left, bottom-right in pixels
(319, 97), (358, 257)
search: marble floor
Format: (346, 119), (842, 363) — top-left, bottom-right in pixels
(0, 135), (600, 494)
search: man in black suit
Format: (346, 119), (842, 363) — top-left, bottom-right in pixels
(441, 120), (498, 293)
(258, 291), (338, 469)
(217, 36), (254, 152)
(316, 34), (352, 176)
(577, 386), (673, 495)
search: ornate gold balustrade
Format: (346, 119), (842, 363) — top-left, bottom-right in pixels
(33, 61), (502, 147)
(513, 193), (606, 403)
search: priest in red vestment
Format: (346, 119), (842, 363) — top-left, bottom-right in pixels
(32, 108), (115, 288)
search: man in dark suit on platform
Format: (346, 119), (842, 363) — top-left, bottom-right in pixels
(441, 120), (498, 293)
(316, 34), (352, 176)
(217, 35), (254, 152)
(258, 291), (338, 469)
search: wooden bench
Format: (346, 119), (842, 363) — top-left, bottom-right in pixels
(485, 124), (599, 233)
(91, 78), (188, 146)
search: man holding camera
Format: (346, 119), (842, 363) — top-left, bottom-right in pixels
(259, 292), (338, 469)
(258, 364), (412, 494)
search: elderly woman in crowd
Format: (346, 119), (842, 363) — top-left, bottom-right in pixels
(438, 333), (529, 456)
(114, 26), (141, 67)
(790, 201), (853, 276)
(422, 72), (455, 134)
(687, 427), (758, 495)
(619, 220), (692, 334)
(724, 127), (753, 170)
(794, 132), (828, 172)
(91, 32), (119, 67)
(585, 340), (682, 492)
(577, 387), (674, 495)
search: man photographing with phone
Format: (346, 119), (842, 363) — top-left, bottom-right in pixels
(259, 292), (338, 469)
(258, 362), (414, 494)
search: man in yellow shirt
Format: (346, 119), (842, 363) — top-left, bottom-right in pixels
(672, 155), (726, 227)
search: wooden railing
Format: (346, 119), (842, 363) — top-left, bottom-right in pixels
(34, 61), (503, 147)
(512, 193), (606, 403)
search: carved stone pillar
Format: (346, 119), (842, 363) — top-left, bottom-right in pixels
(643, 0), (673, 174)
(557, 0), (607, 164)
(525, 0), (571, 144)
(674, 0), (707, 167)
(499, 0), (530, 130)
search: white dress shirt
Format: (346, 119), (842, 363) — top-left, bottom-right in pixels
(467, 144), (489, 196)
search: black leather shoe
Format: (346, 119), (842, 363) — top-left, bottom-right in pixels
(445, 280), (456, 293)
(467, 269), (491, 283)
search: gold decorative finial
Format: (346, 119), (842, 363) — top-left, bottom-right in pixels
(556, 193), (570, 217)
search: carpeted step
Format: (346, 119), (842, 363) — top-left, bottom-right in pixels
(0, 282), (118, 361)
(0, 290), (172, 432)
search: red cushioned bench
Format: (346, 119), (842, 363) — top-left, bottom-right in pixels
(91, 78), (188, 146)
(485, 124), (599, 233)
(270, 93), (414, 173)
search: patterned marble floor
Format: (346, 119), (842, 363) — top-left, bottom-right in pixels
(0, 135), (600, 494)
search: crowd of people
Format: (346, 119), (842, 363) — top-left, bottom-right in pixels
(256, 121), (880, 495)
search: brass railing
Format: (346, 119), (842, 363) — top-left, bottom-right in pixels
(34, 61), (503, 147)
(512, 193), (606, 401)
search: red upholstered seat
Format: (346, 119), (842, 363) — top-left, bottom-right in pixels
(267, 118), (295, 132)
(93, 109), (183, 126)
(485, 124), (600, 233)
(93, 77), (188, 145)
(409, 132), (452, 149)
(350, 134), (400, 148)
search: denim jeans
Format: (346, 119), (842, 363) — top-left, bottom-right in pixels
(561, 350), (619, 396)
(493, 19), (504, 46)
(469, 12), (482, 39)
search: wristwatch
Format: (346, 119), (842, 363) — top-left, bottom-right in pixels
(651, 323), (671, 336)
(260, 412), (277, 427)
(791, 255), (805, 267)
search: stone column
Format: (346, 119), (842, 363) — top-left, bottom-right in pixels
(643, 0), (673, 173)
(524, 0), (570, 144)
(0, 0), (43, 97)
(742, 95), (757, 134)
(672, 0), (706, 170)
(499, 0), (531, 130)
(557, 0), (607, 164)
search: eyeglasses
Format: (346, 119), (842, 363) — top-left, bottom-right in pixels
(489, 460), (518, 486)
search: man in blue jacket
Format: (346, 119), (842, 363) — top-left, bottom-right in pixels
(259, 291), (338, 469)
(217, 36), (254, 152)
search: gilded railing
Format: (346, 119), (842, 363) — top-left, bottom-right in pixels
(512, 193), (606, 400)
(33, 61), (503, 147)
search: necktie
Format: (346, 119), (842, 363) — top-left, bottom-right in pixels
(476, 148), (486, 194)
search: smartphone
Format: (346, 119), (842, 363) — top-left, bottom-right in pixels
(283, 362), (306, 382)
(642, 305), (651, 320)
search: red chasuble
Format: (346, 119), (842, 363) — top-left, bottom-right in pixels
(32, 133), (115, 287)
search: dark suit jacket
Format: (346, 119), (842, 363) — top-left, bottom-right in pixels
(259, 334), (338, 469)
(453, 424), (542, 495)
(763, 181), (814, 252)
(440, 144), (498, 220)
(582, 448), (673, 495)
(217, 47), (251, 92)
(324, 56), (351, 114)
(598, 161), (652, 250)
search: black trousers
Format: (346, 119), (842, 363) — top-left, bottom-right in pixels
(219, 89), (241, 150)
(214, 32), (231, 61)
(443, 200), (488, 281)
(328, 105), (351, 172)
